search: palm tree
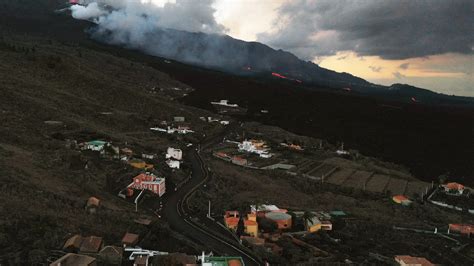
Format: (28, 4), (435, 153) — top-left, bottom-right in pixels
(302, 211), (316, 231)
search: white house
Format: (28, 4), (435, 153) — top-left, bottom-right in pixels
(142, 153), (156, 160)
(177, 126), (194, 134)
(238, 140), (272, 158)
(166, 147), (183, 160)
(82, 140), (109, 155)
(336, 142), (350, 156)
(174, 116), (185, 122)
(210, 99), (239, 107)
(150, 126), (194, 135)
(208, 117), (220, 122)
(166, 160), (180, 169)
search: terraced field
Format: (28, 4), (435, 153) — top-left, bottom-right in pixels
(385, 178), (408, 195)
(342, 170), (373, 189)
(405, 181), (431, 198)
(307, 163), (337, 178)
(365, 174), (390, 193)
(326, 168), (355, 185)
(296, 161), (322, 174)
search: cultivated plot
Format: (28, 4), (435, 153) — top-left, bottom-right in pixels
(326, 168), (355, 185)
(365, 174), (390, 193)
(385, 178), (408, 195)
(342, 170), (373, 190)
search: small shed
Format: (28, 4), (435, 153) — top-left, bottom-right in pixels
(80, 236), (103, 254)
(63, 234), (83, 252)
(86, 197), (100, 214)
(122, 233), (139, 247)
(174, 116), (185, 122)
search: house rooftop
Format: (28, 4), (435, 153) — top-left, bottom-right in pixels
(87, 140), (107, 145)
(330, 210), (347, 216)
(87, 196), (100, 207)
(63, 234), (83, 250)
(395, 255), (434, 266)
(50, 253), (96, 266)
(80, 236), (103, 253)
(122, 233), (139, 246)
(204, 256), (244, 266)
(250, 204), (282, 212)
(443, 182), (464, 190)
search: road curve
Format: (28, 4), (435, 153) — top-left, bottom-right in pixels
(162, 148), (262, 266)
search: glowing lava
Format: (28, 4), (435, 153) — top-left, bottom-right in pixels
(271, 72), (302, 84)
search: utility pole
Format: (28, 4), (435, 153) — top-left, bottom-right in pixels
(207, 200), (211, 218)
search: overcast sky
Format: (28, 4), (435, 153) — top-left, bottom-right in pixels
(145, 0), (473, 96)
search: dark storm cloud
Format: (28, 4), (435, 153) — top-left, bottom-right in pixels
(258, 0), (473, 60)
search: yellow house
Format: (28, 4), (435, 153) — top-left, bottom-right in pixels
(244, 213), (258, 237)
(306, 217), (322, 233)
(129, 159), (154, 170)
(306, 217), (332, 232)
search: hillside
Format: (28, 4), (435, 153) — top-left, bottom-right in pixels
(92, 27), (371, 88)
(0, 32), (215, 263)
(0, 1), (473, 264)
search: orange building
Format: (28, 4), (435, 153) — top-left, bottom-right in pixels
(244, 213), (258, 237)
(224, 211), (240, 231)
(392, 195), (412, 206)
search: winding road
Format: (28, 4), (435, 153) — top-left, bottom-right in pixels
(162, 145), (262, 266)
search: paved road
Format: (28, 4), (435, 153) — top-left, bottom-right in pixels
(161, 147), (262, 266)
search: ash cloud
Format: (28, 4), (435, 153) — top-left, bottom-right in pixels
(258, 0), (473, 60)
(70, 0), (228, 65)
(71, 2), (105, 20)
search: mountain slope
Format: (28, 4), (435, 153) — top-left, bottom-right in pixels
(93, 27), (372, 88)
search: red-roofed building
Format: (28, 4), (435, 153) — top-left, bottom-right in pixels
(395, 255), (434, 266)
(392, 195), (412, 206)
(224, 211), (240, 231)
(449, 224), (473, 236)
(122, 233), (139, 247)
(128, 173), (165, 197)
(80, 236), (103, 254)
(231, 156), (248, 166)
(442, 182), (465, 195)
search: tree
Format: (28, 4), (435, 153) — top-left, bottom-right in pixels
(302, 211), (316, 231)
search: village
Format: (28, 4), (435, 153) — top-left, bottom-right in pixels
(0, 44), (470, 264)
(21, 101), (468, 266)
(38, 109), (474, 265)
